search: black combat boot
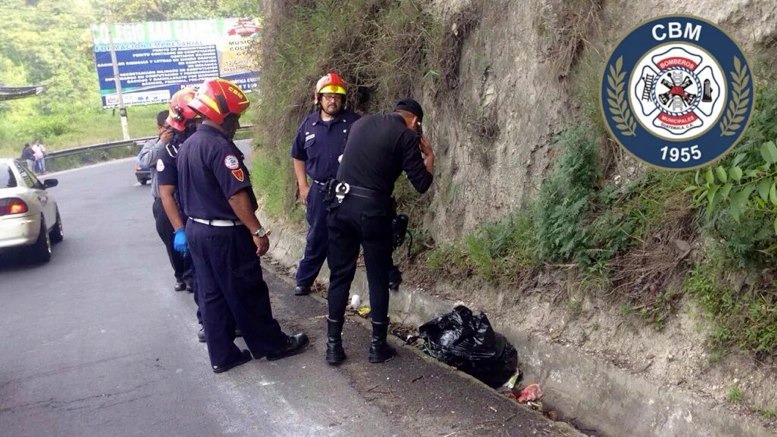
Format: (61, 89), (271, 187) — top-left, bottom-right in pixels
(326, 317), (347, 365)
(368, 319), (396, 363)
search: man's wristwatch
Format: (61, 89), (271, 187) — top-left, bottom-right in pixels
(252, 226), (268, 238)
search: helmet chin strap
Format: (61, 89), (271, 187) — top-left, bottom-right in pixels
(221, 115), (241, 139)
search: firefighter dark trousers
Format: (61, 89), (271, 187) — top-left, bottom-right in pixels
(187, 221), (287, 368)
(296, 183), (328, 288)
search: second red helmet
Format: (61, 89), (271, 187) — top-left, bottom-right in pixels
(166, 87), (198, 131)
(188, 78), (250, 125)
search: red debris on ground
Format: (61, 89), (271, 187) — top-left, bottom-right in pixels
(516, 383), (543, 403)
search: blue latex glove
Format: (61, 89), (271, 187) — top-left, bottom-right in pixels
(173, 228), (188, 255)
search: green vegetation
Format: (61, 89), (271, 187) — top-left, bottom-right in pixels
(535, 123), (600, 264)
(726, 384), (744, 403)
(688, 74), (777, 268)
(254, 0), (437, 218)
(0, 0), (258, 158)
(685, 253), (777, 355)
(756, 408), (777, 420)
(425, 208), (536, 283)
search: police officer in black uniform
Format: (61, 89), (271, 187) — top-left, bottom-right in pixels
(325, 98), (434, 365)
(178, 78), (309, 373)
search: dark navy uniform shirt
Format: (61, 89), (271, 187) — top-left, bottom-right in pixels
(177, 124), (257, 220)
(155, 142), (182, 187)
(337, 113), (432, 196)
(290, 109), (361, 182)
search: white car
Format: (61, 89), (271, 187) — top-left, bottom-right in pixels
(0, 158), (63, 263)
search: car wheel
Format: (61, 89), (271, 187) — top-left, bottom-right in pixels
(50, 209), (64, 244)
(30, 217), (51, 263)
(140, 178), (148, 185)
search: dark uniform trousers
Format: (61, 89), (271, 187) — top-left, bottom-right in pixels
(152, 197), (201, 325)
(187, 221), (287, 367)
(152, 197), (193, 285)
(326, 195), (393, 323)
(296, 182), (328, 287)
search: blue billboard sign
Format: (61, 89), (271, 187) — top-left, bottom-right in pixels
(91, 18), (260, 108)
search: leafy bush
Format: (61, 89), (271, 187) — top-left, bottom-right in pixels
(688, 77), (777, 268)
(534, 123), (600, 263)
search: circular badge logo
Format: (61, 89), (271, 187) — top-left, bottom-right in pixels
(223, 154), (240, 170)
(601, 16), (754, 170)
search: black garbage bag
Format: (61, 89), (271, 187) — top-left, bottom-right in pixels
(419, 305), (518, 388)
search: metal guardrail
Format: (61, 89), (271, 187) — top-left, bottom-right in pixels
(46, 137), (155, 160)
(46, 124), (255, 160)
(41, 125), (256, 174)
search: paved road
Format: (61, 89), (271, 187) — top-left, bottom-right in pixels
(0, 155), (578, 436)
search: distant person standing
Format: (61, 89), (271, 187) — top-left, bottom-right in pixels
(31, 139), (46, 174)
(290, 72), (360, 296)
(21, 143), (34, 171)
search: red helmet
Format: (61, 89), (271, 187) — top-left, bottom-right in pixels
(313, 72), (347, 105)
(166, 87), (198, 131)
(188, 78), (250, 125)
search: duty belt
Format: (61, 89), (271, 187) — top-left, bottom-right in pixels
(333, 182), (386, 203)
(189, 217), (243, 227)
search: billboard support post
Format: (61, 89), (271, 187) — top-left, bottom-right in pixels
(107, 18), (130, 140)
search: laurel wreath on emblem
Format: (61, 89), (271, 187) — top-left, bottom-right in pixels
(606, 56), (637, 137)
(719, 56), (750, 137)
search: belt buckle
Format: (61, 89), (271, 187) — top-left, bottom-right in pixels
(334, 182), (350, 204)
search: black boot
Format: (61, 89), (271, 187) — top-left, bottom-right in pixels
(368, 320), (396, 363)
(326, 317), (347, 365)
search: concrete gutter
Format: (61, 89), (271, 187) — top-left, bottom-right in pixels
(260, 212), (772, 437)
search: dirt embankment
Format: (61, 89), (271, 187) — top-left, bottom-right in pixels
(412, 0), (777, 434)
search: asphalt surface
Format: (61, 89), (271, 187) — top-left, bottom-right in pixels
(0, 153), (578, 436)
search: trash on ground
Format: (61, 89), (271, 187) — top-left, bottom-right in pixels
(418, 305), (518, 388)
(516, 383), (543, 403)
(357, 306), (371, 318)
(503, 370), (523, 390)
(349, 294), (361, 309)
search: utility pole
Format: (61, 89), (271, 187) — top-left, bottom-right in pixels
(107, 14), (130, 140)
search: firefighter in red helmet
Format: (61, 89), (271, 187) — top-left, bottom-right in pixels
(290, 72), (361, 297)
(177, 78), (309, 373)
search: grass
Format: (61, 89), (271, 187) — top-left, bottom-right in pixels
(1, 93), (262, 160)
(756, 408), (777, 420)
(727, 385), (744, 403)
(425, 207), (537, 284)
(684, 254), (777, 356)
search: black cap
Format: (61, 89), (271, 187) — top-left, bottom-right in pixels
(394, 98), (424, 122)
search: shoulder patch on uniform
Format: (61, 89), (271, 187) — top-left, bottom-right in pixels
(231, 168), (245, 182)
(224, 154), (240, 170)
(305, 133), (315, 142)
(156, 159), (165, 172)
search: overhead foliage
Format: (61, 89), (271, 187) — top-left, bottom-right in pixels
(103, 0), (260, 22)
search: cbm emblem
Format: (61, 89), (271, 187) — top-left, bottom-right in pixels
(601, 16), (753, 170)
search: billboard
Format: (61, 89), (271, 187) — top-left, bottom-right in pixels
(91, 18), (261, 108)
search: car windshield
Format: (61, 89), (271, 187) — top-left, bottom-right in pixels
(0, 164), (17, 188)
